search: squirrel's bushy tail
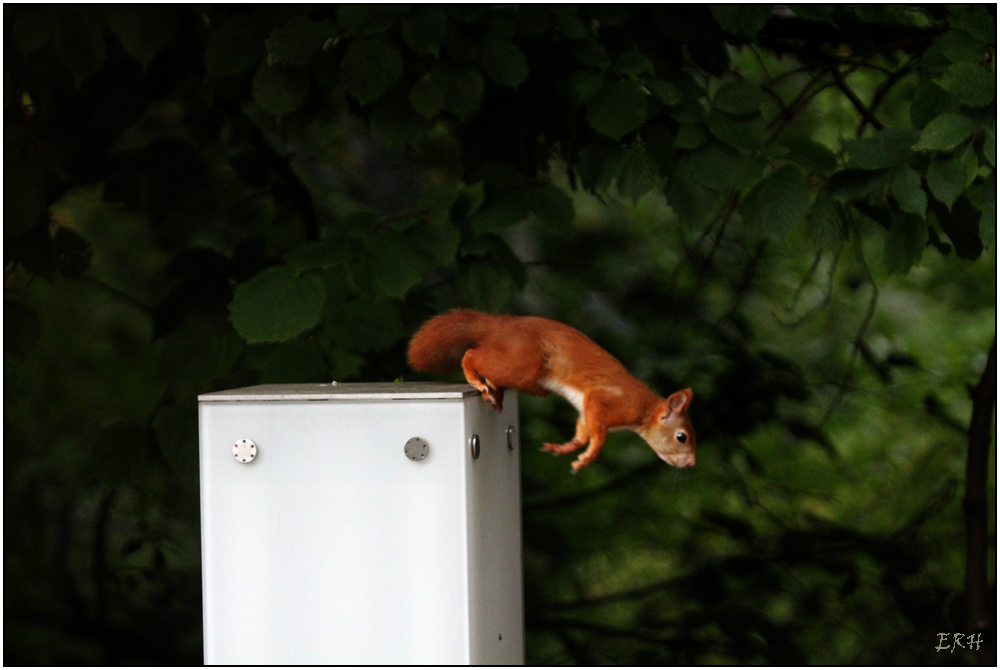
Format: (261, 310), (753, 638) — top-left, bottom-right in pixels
(407, 309), (491, 374)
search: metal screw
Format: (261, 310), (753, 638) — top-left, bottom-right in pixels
(470, 434), (481, 459)
(506, 425), (516, 450)
(404, 437), (429, 461)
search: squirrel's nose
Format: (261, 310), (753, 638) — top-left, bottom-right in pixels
(661, 452), (695, 468)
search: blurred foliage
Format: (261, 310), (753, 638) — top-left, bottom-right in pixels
(4, 4), (996, 665)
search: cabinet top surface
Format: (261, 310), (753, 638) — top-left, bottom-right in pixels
(198, 382), (479, 402)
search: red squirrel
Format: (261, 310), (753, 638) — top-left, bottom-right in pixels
(407, 309), (696, 472)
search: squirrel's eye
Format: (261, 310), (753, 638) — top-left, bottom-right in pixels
(676, 431), (687, 443)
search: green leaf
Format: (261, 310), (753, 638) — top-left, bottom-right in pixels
(266, 16), (334, 66)
(469, 201), (527, 234)
(365, 231), (431, 299)
(205, 15), (266, 77)
(739, 165), (811, 237)
(685, 143), (740, 192)
(883, 212), (926, 274)
(706, 111), (766, 151)
(557, 14), (589, 39)
(325, 297), (404, 352)
(710, 5), (773, 39)
(401, 8), (448, 55)
(828, 169), (891, 203)
(844, 128), (919, 170)
(586, 81), (648, 140)
(890, 166), (928, 218)
(933, 196), (983, 260)
(285, 238), (353, 270)
(569, 71), (607, 105)
(712, 80), (763, 115)
(336, 5), (402, 36)
(252, 63), (310, 118)
(522, 180), (575, 228)
(909, 80), (955, 129)
(419, 181), (462, 215)
(676, 123), (711, 150)
(409, 74), (446, 118)
(617, 145), (661, 200)
(640, 124), (677, 175)
(455, 181), (486, 220)
(915, 113), (978, 151)
(340, 37), (404, 105)
(943, 38), (988, 65)
(153, 406), (199, 486)
(649, 79), (681, 106)
(411, 219), (461, 265)
(53, 11), (106, 86)
(106, 6), (177, 67)
(573, 39), (612, 69)
(92, 422), (160, 487)
(666, 172), (724, 226)
(229, 265), (327, 343)
(12, 8), (53, 55)
(612, 52), (655, 76)
(935, 62), (996, 107)
(669, 99), (706, 124)
(159, 312), (244, 383)
(577, 138), (627, 191)
(805, 190), (846, 251)
(438, 65), (485, 118)
(258, 339), (330, 384)
(459, 256), (517, 313)
(927, 146), (977, 209)
(950, 6), (996, 45)
(480, 39), (529, 88)
(782, 137), (838, 173)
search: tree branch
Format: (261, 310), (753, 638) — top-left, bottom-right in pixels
(821, 232), (879, 425)
(964, 336), (996, 644)
(832, 66), (884, 132)
(857, 57), (919, 135)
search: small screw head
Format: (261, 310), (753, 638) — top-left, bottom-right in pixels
(233, 439), (257, 463)
(470, 434), (481, 459)
(506, 425), (516, 450)
(404, 437), (430, 461)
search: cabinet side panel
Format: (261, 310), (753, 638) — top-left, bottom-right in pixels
(465, 394), (525, 665)
(199, 400), (470, 664)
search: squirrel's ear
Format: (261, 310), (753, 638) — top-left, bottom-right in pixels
(666, 388), (692, 415)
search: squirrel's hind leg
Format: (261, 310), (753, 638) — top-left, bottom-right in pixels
(461, 349), (503, 411)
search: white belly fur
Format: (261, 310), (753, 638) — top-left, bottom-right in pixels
(539, 377), (585, 415)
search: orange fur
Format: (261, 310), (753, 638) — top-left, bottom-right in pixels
(407, 309), (697, 472)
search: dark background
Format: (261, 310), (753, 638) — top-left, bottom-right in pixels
(5, 4), (995, 664)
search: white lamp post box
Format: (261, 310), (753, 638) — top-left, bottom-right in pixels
(198, 382), (524, 665)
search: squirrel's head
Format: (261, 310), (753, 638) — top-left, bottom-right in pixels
(639, 389), (696, 468)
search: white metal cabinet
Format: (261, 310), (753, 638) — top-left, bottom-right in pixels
(198, 383), (523, 665)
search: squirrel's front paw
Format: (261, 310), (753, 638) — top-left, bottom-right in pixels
(570, 455), (595, 473)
